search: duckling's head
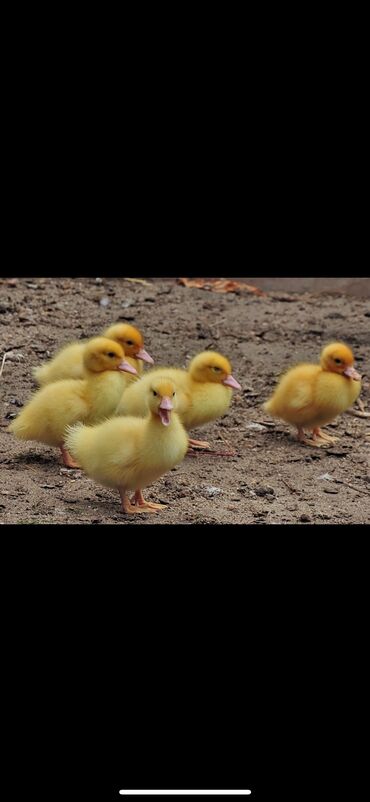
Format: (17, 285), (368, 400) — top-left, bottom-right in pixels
(320, 343), (361, 381)
(104, 323), (154, 364)
(189, 351), (241, 389)
(83, 338), (138, 375)
(148, 378), (178, 426)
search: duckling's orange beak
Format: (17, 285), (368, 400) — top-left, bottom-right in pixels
(223, 374), (241, 390)
(343, 366), (361, 381)
(136, 347), (154, 364)
(159, 396), (173, 426)
(117, 360), (138, 375)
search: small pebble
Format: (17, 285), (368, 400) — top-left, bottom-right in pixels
(255, 485), (275, 497)
(204, 486), (222, 497)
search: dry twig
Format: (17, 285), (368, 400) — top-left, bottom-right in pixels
(123, 278), (151, 286)
(281, 478), (300, 494)
(0, 352), (8, 380)
(332, 478), (370, 496)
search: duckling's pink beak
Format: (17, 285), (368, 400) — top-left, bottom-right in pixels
(223, 374), (241, 390)
(136, 347), (154, 365)
(343, 366), (361, 381)
(159, 396), (173, 426)
(117, 360), (138, 375)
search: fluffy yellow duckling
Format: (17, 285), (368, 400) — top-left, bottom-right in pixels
(33, 323), (153, 386)
(65, 378), (188, 514)
(9, 338), (138, 467)
(263, 342), (362, 446)
(115, 350), (241, 451)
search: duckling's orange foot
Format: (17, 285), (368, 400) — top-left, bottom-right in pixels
(312, 428), (339, 444)
(60, 445), (81, 468)
(296, 428), (326, 448)
(130, 490), (167, 511)
(188, 438), (211, 450)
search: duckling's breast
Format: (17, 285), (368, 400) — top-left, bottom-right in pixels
(315, 372), (361, 416)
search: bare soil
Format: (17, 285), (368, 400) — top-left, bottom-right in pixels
(1, 276), (369, 525)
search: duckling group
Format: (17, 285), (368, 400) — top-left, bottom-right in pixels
(8, 323), (363, 516)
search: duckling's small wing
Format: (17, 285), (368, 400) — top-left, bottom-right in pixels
(286, 383), (314, 411)
(266, 371), (315, 416)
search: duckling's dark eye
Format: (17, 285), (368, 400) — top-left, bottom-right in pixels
(107, 352), (116, 358)
(212, 366), (221, 372)
(173, 392), (176, 396)
(153, 390), (157, 396)
(334, 358), (342, 364)
(126, 340), (134, 346)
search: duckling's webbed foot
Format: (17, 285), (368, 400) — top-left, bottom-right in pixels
(311, 428), (339, 444)
(60, 445), (81, 468)
(187, 437), (236, 457)
(296, 427), (326, 448)
(130, 489), (166, 511)
(188, 438), (211, 450)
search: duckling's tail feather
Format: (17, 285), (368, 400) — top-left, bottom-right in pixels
(64, 422), (94, 464)
(33, 364), (49, 386)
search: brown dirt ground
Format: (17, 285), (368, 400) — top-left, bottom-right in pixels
(1, 277), (369, 525)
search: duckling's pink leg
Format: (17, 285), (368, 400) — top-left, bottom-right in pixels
(296, 427), (324, 447)
(130, 489), (167, 511)
(119, 488), (151, 514)
(60, 445), (80, 468)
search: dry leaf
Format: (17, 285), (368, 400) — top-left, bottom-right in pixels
(2, 278), (18, 287)
(178, 278), (265, 296)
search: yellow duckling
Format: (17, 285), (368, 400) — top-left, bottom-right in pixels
(9, 338), (138, 467)
(33, 323), (153, 386)
(115, 350), (241, 450)
(263, 342), (362, 446)
(65, 378), (188, 514)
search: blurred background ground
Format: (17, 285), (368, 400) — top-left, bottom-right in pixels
(1, 276), (369, 525)
(149, 277), (370, 296)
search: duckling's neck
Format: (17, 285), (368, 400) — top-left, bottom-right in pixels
(85, 369), (126, 415)
(145, 411), (188, 457)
